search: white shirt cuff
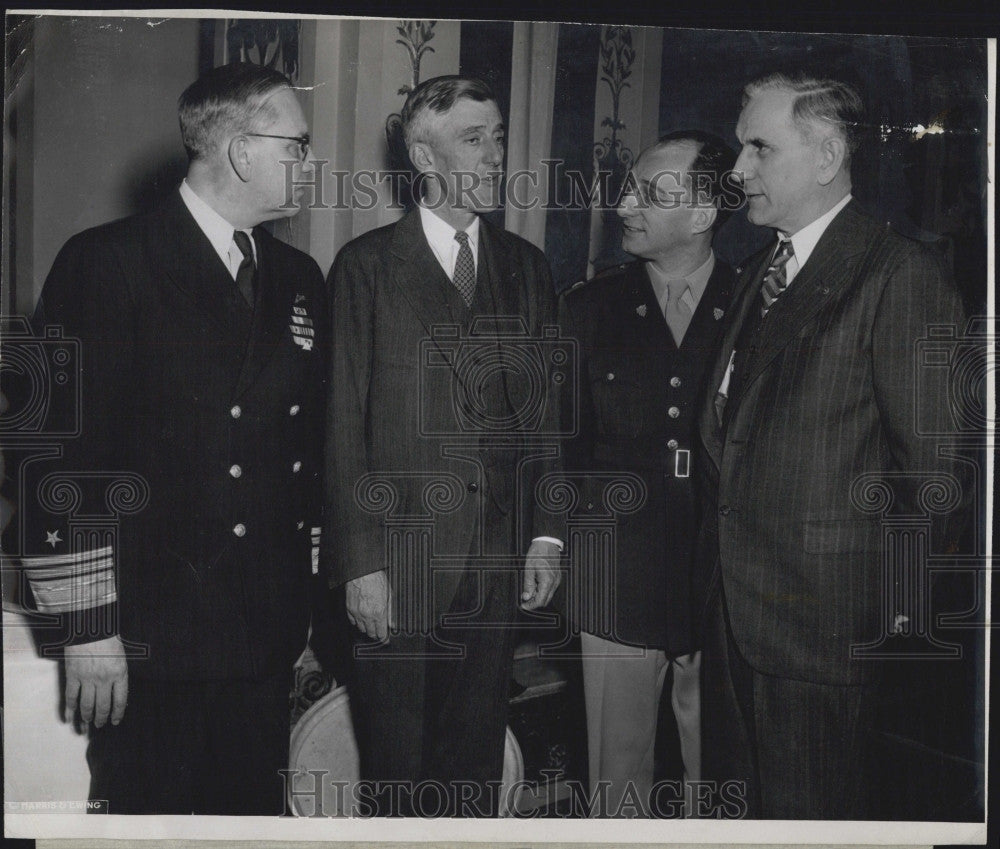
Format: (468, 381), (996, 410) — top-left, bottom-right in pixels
(532, 536), (564, 552)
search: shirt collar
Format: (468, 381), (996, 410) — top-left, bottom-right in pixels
(179, 179), (256, 266)
(419, 204), (480, 258)
(645, 251), (716, 315)
(781, 193), (852, 271)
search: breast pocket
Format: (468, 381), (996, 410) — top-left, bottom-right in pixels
(587, 360), (649, 439)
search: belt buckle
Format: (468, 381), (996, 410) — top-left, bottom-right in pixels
(674, 448), (690, 478)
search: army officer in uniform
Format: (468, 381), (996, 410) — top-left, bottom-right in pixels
(560, 131), (739, 816)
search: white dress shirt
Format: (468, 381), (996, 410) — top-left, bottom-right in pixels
(718, 193), (852, 400)
(778, 192), (852, 287)
(179, 179), (256, 279)
(419, 204), (480, 279)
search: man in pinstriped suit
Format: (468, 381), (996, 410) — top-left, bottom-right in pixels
(696, 72), (970, 818)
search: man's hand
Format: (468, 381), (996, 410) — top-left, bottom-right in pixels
(346, 570), (395, 641)
(64, 635), (128, 728)
(521, 540), (562, 610)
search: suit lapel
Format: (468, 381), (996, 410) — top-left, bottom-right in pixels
(737, 202), (870, 394)
(472, 220), (525, 413)
(388, 208), (462, 336)
(699, 248), (769, 466)
(476, 217), (519, 321)
(153, 192), (249, 339)
(630, 264), (677, 354)
(678, 260), (733, 354)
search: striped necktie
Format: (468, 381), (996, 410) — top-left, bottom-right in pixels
(452, 231), (476, 307)
(760, 238), (794, 318)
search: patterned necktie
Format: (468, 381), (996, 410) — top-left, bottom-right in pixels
(453, 231), (476, 307)
(760, 238), (794, 317)
(233, 231), (256, 306)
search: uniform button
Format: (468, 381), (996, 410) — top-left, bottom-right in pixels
(467, 482), (479, 493)
(229, 464), (242, 478)
(289, 404), (300, 416)
(670, 376), (682, 388)
(292, 461), (302, 473)
(719, 505), (730, 516)
(296, 520), (305, 530)
(668, 406), (681, 418)
(230, 405), (242, 419)
(233, 523), (247, 537)
(586, 501), (595, 510)
(606, 372), (615, 381)
(667, 439), (679, 450)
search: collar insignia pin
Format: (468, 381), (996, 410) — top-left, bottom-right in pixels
(713, 308), (725, 320)
(636, 304), (648, 318)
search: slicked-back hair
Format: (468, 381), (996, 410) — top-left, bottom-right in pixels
(401, 75), (497, 148)
(743, 72), (865, 158)
(178, 62), (292, 162)
(648, 130), (742, 229)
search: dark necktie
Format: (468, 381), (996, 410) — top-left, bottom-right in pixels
(233, 230), (256, 307)
(759, 238), (794, 317)
(452, 231), (476, 307)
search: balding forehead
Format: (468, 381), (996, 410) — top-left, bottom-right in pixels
(639, 139), (699, 174)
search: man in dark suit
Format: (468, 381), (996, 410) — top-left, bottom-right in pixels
(697, 72), (970, 818)
(323, 75), (563, 817)
(21, 62), (325, 814)
(561, 131), (737, 817)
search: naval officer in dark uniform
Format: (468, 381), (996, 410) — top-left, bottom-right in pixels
(560, 131), (739, 816)
(21, 62), (326, 815)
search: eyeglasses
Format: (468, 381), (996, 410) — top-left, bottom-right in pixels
(243, 132), (311, 161)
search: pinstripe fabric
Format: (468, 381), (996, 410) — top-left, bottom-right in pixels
(697, 201), (970, 686)
(694, 200), (972, 817)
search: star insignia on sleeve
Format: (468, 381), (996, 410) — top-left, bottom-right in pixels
(636, 304), (648, 318)
(45, 530), (62, 548)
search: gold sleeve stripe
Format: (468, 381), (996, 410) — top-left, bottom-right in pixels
(22, 545), (116, 614)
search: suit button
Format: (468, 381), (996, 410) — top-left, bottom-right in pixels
(670, 376), (682, 388)
(229, 464), (242, 478)
(667, 439), (679, 450)
(668, 406), (680, 418)
(719, 505), (731, 516)
(606, 372), (615, 381)
(230, 405), (242, 419)
(233, 523), (247, 537)
(289, 405), (300, 416)
(292, 461), (302, 473)
(467, 482), (479, 493)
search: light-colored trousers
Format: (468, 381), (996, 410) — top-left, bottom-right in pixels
(581, 631), (701, 817)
